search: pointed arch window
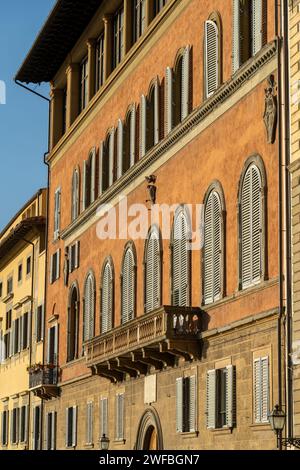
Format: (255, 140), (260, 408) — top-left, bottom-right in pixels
(67, 285), (79, 362)
(83, 273), (95, 342)
(144, 228), (161, 314)
(172, 209), (190, 307)
(71, 168), (80, 222)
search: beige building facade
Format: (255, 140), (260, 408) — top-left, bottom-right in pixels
(0, 189), (47, 450)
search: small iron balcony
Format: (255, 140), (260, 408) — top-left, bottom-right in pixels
(28, 365), (60, 400)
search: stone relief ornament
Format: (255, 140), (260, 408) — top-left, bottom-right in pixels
(145, 175), (157, 205)
(263, 75), (277, 144)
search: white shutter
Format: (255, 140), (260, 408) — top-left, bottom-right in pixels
(254, 357), (269, 423)
(176, 378), (183, 433)
(51, 412), (56, 450)
(173, 211), (189, 307)
(130, 106), (136, 168)
(146, 231), (160, 313)
(84, 275), (94, 341)
(206, 370), (217, 429)
(205, 20), (219, 97)
(252, 0), (264, 56)
(122, 249), (135, 324)
(225, 365), (235, 428)
(241, 165), (262, 288)
(101, 263), (113, 334)
(204, 191), (222, 304)
(140, 95), (147, 158)
(54, 189), (61, 239)
(72, 170), (79, 221)
(154, 81), (160, 145)
(90, 149), (96, 204)
(232, 0), (240, 74)
(117, 119), (124, 179)
(108, 131), (115, 187)
(75, 241), (80, 269)
(72, 406), (77, 447)
(181, 46), (191, 121)
(82, 160), (87, 211)
(99, 142), (104, 195)
(100, 397), (108, 437)
(189, 375), (197, 432)
(116, 394), (124, 440)
(165, 66), (173, 135)
(56, 249), (60, 281)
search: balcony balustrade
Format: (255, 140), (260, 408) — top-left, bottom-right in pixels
(28, 365), (60, 400)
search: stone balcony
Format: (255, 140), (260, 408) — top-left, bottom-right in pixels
(28, 365), (60, 400)
(84, 306), (202, 382)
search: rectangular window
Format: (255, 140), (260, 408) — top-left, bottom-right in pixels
(62, 88), (67, 135)
(100, 397), (108, 438)
(6, 310), (12, 330)
(133, 0), (147, 43)
(115, 393), (124, 441)
(96, 34), (105, 91)
(66, 406), (77, 448)
(11, 408), (19, 445)
(19, 405), (28, 444)
(86, 402), (93, 445)
(54, 188), (61, 240)
(254, 357), (269, 423)
(13, 318), (20, 355)
(1, 410), (8, 446)
(80, 57), (89, 112)
(21, 312), (29, 350)
(36, 305), (44, 343)
(46, 411), (56, 450)
(176, 376), (196, 433)
(18, 264), (23, 283)
(206, 366), (236, 430)
(26, 256), (31, 276)
(113, 7), (124, 69)
(3, 332), (10, 360)
(69, 241), (80, 273)
(7, 277), (13, 295)
(50, 250), (60, 284)
(33, 406), (41, 450)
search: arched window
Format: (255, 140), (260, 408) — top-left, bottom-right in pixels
(67, 283), (80, 362)
(83, 148), (97, 211)
(204, 14), (221, 98)
(123, 106), (136, 173)
(171, 208), (190, 307)
(71, 168), (80, 221)
(121, 244), (136, 324)
(101, 259), (114, 334)
(83, 272), (95, 341)
(239, 160), (265, 289)
(140, 80), (160, 159)
(232, 0), (267, 74)
(203, 186), (224, 305)
(165, 46), (191, 134)
(144, 227), (161, 313)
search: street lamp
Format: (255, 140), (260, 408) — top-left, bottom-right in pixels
(100, 434), (110, 451)
(269, 405), (286, 450)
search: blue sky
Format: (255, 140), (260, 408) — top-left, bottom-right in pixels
(0, 0), (56, 231)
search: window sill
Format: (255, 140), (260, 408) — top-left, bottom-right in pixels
(84, 443), (94, 449)
(113, 439), (126, 446)
(209, 427), (233, 435)
(179, 431), (199, 439)
(61, 357), (85, 369)
(249, 423), (271, 430)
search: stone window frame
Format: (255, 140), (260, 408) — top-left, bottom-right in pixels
(237, 154), (268, 291)
(201, 180), (226, 306)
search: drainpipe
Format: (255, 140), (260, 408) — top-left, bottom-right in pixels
(15, 79), (51, 450)
(276, 0), (292, 444)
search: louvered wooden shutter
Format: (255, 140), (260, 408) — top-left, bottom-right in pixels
(204, 191), (222, 304)
(84, 275), (94, 341)
(225, 365), (236, 428)
(100, 397), (108, 437)
(176, 378), (183, 433)
(206, 370), (217, 429)
(65, 408), (70, 447)
(117, 119), (124, 179)
(232, 0), (240, 74)
(173, 212), (189, 307)
(102, 263), (113, 333)
(181, 46), (191, 121)
(165, 67), (174, 135)
(146, 232), (160, 313)
(189, 375), (197, 432)
(75, 241), (80, 269)
(108, 131), (115, 187)
(140, 95), (147, 158)
(130, 106), (136, 168)
(90, 149), (96, 204)
(72, 406), (77, 447)
(99, 142), (104, 195)
(241, 165), (262, 288)
(82, 161), (87, 211)
(116, 394), (124, 440)
(154, 81), (160, 145)
(254, 357), (269, 423)
(205, 20), (219, 97)
(0, 330), (3, 364)
(86, 402), (93, 445)
(54, 189), (61, 239)
(122, 249), (135, 324)
(252, 0), (266, 56)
